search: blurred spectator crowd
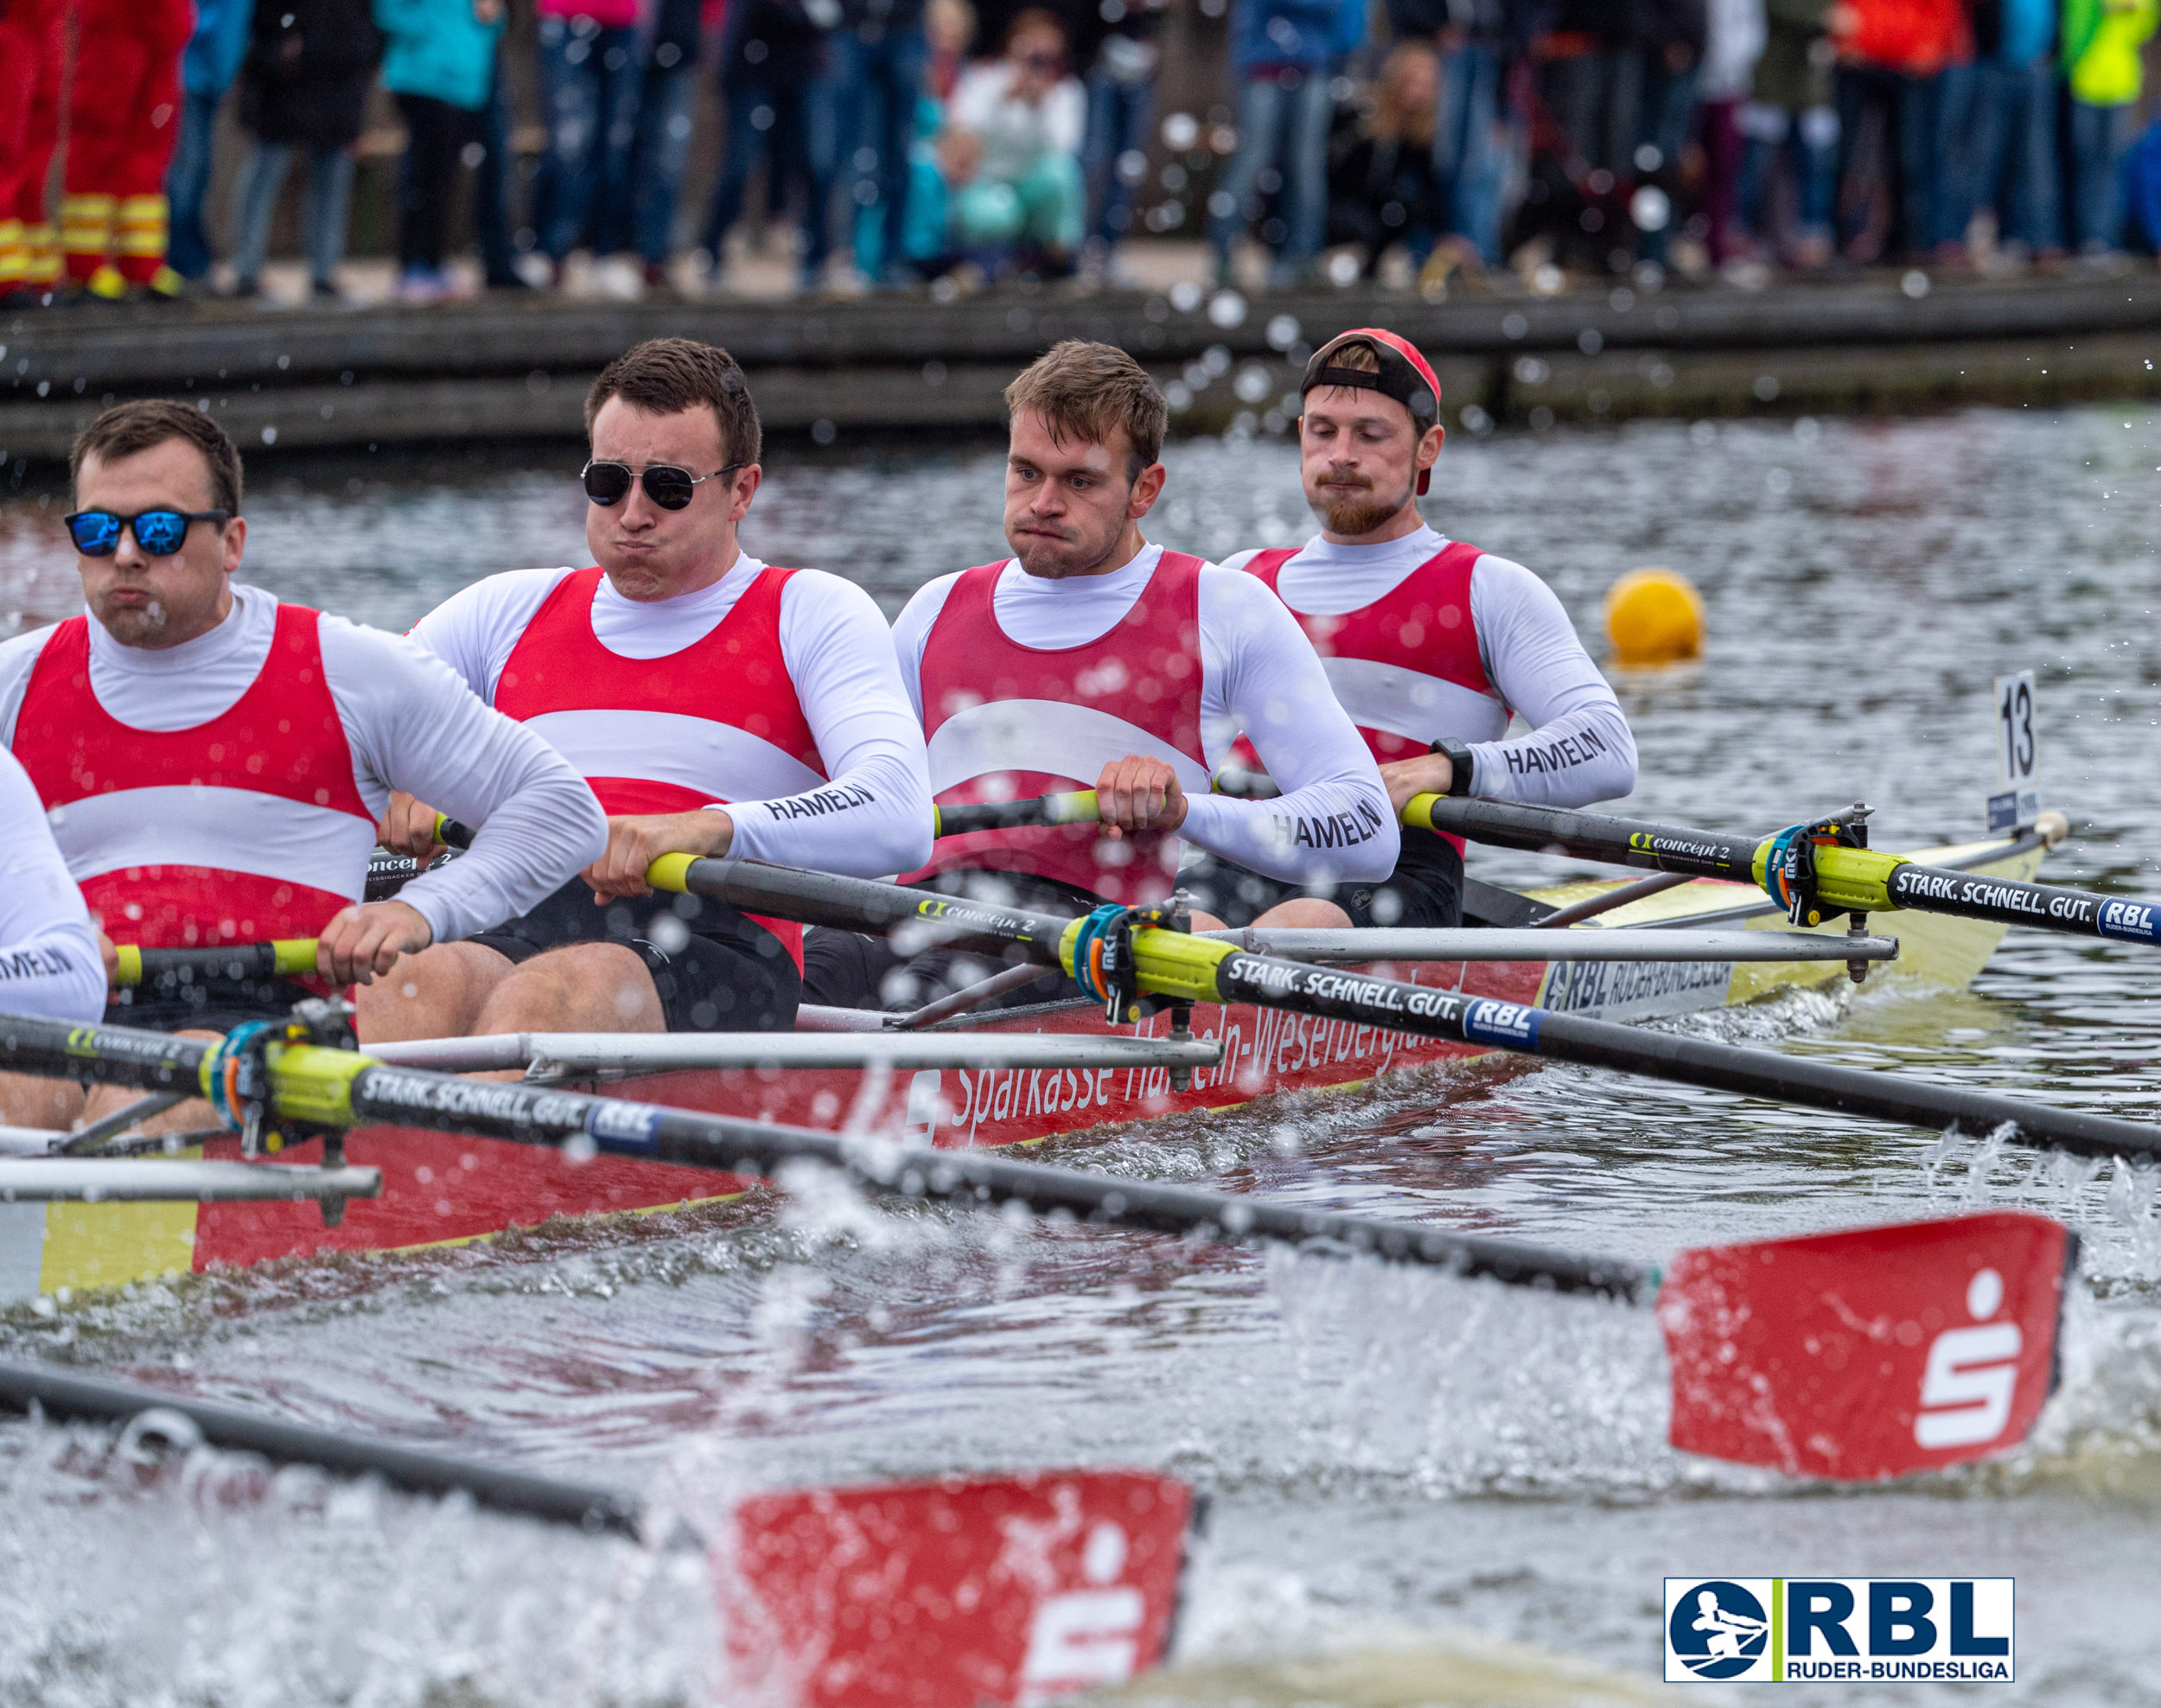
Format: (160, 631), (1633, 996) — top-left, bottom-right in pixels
(3, 0), (2159, 309)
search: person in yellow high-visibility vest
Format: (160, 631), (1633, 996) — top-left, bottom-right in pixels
(59, 0), (197, 299)
(0, 0), (68, 306)
(2062, 0), (2159, 252)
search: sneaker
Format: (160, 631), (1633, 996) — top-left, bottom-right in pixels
(396, 265), (450, 304)
(310, 276), (342, 302)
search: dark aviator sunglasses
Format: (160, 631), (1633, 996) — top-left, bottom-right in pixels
(582, 459), (742, 511)
(64, 508), (231, 558)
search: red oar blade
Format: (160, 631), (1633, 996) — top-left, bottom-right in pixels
(1657, 1211), (2076, 1482)
(719, 1469), (1195, 1708)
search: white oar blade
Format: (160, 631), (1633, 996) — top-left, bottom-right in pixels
(718, 1469), (1194, 1708)
(1655, 1211), (2075, 1481)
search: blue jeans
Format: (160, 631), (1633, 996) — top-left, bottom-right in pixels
(1634, 55), (1699, 264)
(229, 141), (355, 286)
(2069, 99), (2132, 251)
(1084, 63), (1156, 250)
(704, 78), (825, 278)
(165, 89), (221, 280)
(1939, 58), (2060, 249)
(537, 16), (644, 259)
(1836, 64), (1943, 258)
(1209, 68), (1333, 280)
(1737, 105), (1839, 242)
(628, 58), (700, 263)
(473, 50), (526, 283)
(812, 25), (928, 281)
(1432, 41), (1507, 264)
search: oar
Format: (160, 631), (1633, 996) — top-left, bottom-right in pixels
(1401, 794), (2148, 945)
(638, 854), (2161, 1162)
(0, 1359), (1196, 1699)
(0, 1010), (2080, 1481)
(925, 790), (2135, 945)
(111, 940), (322, 989)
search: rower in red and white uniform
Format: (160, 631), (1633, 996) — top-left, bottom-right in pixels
(1213, 328), (1636, 929)
(806, 340), (1395, 1012)
(0, 399), (607, 1129)
(0, 746), (109, 1028)
(380, 337), (932, 1040)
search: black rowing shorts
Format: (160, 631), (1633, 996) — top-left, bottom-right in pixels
(801, 870), (1100, 1015)
(467, 875), (800, 1033)
(1176, 825), (1466, 931)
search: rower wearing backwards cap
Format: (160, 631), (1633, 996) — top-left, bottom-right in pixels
(1209, 328), (1635, 929)
(0, 399), (605, 1131)
(806, 339), (1396, 1012)
(378, 337), (932, 1042)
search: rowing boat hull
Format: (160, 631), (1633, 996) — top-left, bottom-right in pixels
(0, 833), (2043, 1299)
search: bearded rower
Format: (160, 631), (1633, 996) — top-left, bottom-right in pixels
(1210, 328), (1636, 930)
(806, 340), (1395, 1012)
(377, 337), (932, 1041)
(0, 400), (607, 1130)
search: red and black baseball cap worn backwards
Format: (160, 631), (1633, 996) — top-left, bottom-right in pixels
(1299, 328), (1444, 493)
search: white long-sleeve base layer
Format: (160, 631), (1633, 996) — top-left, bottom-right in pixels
(891, 545), (1399, 886)
(1227, 527), (1638, 807)
(0, 746), (108, 1023)
(408, 555), (934, 880)
(0, 586), (608, 946)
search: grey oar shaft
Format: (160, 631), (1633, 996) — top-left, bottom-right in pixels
(0, 1360), (643, 1535)
(1209, 927), (1897, 963)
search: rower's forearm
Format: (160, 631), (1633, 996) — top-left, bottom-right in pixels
(0, 923), (107, 1023)
(1180, 774), (1400, 883)
(1469, 702), (1638, 808)
(722, 749), (935, 877)
(398, 762), (608, 940)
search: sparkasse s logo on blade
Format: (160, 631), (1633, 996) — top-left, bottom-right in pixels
(1664, 1579), (2013, 1683)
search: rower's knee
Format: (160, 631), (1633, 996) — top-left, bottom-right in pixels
(477, 942), (662, 1034)
(0, 1069), (86, 1131)
(356, 941), (514, 1044)
(1249, 897), (1354, 930)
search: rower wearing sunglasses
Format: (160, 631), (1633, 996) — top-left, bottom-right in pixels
(372, 337), (931, 1042)
(0, 399), (605, 1133)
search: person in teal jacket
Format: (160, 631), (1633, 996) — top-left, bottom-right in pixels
(372, 0), (507, 299)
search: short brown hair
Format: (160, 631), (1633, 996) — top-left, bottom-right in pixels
(1311, 333), (1382, 375)
(585, 337), (762, 468)
(71, 398), (243, 516)
(1005, 340), (1166, 479)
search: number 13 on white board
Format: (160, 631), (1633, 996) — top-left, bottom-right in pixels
(1989, 671), (2040, 833)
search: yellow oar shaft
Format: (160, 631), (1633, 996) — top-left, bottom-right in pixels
(112, 939), (321, 989)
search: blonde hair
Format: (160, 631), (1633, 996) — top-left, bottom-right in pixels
(1371, 44), (1439, 149)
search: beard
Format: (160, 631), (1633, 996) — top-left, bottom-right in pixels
(1310, 470), (1412, 537)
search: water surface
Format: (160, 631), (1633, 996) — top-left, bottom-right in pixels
(2, 407), (2159, 1705)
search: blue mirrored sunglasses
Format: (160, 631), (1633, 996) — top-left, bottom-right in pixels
(64, 508), (231, 558)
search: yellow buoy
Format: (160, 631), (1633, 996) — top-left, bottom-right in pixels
(1604, 567), (1704, 666)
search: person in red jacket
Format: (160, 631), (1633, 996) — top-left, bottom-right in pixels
(60, 0), (197, 299)
(0, 0), (67, 306)
(1831, 0), (1972, 260)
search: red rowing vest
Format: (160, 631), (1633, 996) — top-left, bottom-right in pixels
(10, 604), (377, 973)
(491, 564), (826, 966)
(910, 551), (1210, 904)
(1241, 539), (1496, 854)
